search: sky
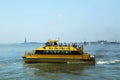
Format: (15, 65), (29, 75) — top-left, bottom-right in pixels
(0, 0), (120, 43)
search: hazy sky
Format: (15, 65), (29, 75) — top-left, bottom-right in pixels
(0, 0), (120, 43)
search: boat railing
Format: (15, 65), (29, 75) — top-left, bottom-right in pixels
(24, 50), (35, 56)
(45, 42), (83, 48)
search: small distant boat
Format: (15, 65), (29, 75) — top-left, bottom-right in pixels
(22, 40), (95, 64)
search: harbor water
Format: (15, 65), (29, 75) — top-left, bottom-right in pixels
(0, 43), (120, 80)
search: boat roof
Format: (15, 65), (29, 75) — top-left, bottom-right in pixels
(47, 40), (59, 42)
(34, 39), (83, 51)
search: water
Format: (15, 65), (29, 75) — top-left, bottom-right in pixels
(0, 43), (120, 80)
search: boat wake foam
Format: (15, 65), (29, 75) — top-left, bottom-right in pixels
(97, 59), (120, 65)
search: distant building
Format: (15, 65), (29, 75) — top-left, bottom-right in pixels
(24, 38), (27, 43)
(97, 40), (107, 44)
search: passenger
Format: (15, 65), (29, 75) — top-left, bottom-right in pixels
(45, 42), (49, 46)
(64, 42), (67, 46)
(73, 43), (76, 47)
(49, 43), (52, 46)
(68, 43), (70, 47)
(58, 43), (61, 46)
(54, 42), (57, 46)
(61, 43), (63, 46)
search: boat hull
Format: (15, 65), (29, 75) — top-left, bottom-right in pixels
(23, 57), (95, 64)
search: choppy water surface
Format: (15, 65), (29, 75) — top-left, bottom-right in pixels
(0, 43), (120, 80)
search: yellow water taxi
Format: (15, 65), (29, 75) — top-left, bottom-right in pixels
(22, 40), (95, 64)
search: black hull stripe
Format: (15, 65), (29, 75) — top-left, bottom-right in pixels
(23, 58), (95, 62)
(24, 58), (81, 60)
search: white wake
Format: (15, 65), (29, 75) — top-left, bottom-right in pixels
(97, 59), (120, 64)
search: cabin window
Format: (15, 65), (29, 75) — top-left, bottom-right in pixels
(35, 50), (81, 55)
(71, 51), (81, 55)
(49, 51), (53, 54)
(35, 50), (43, 54)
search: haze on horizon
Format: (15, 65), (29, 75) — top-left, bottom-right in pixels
(0, 0), (120, 43)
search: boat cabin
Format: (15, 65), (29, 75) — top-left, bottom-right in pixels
(34, 40), (83, 55)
